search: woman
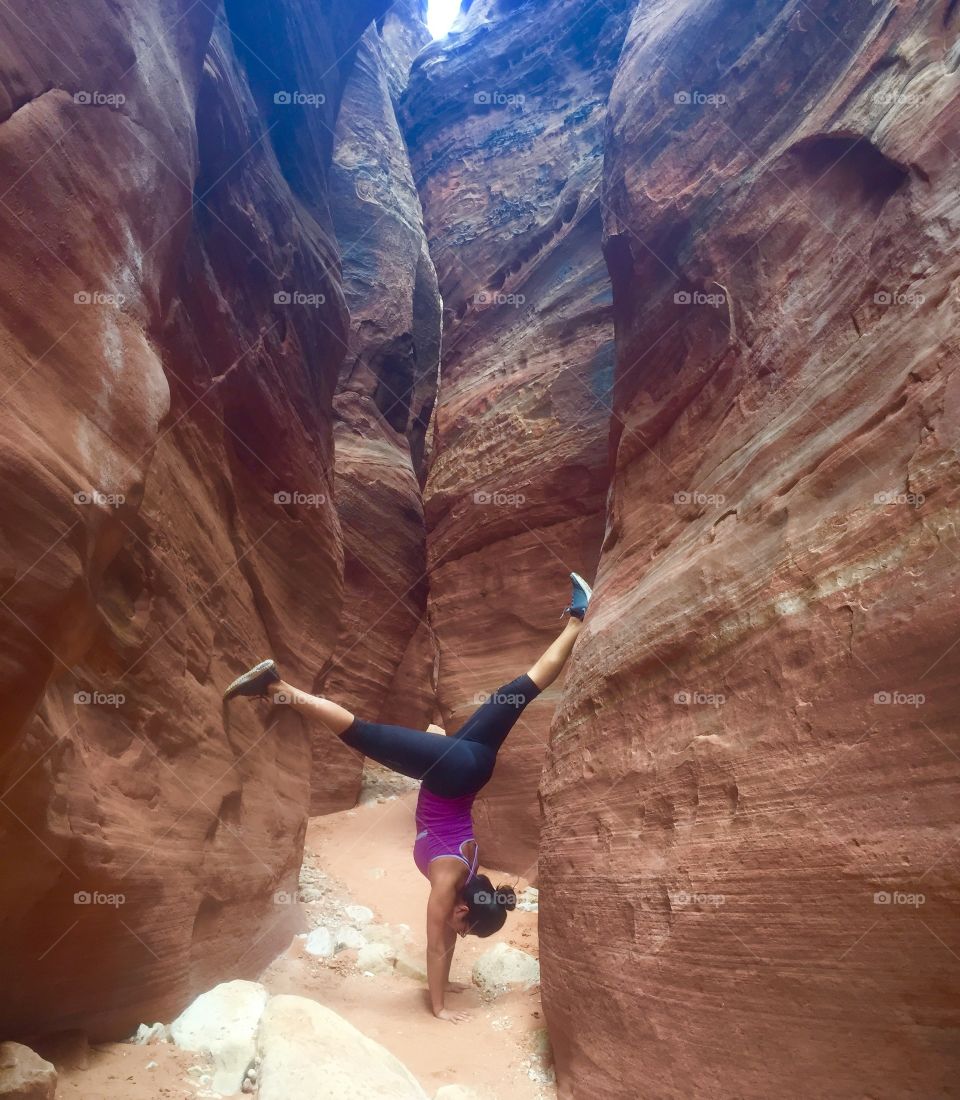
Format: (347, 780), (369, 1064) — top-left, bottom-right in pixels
(223, 572), (592, 1023)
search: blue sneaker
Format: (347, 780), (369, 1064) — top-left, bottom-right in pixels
(564, 573), (593, 620)
(223, 658), (280, 700)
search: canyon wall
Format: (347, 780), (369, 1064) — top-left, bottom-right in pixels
(319, 1), (441, 813)
(540, 1), (960, 1096)
(402, 0), (634, 874)
(0, 0), (386, 1040)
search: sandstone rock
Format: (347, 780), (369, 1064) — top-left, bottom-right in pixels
(132, 1022), (169, 1046)
(394, 945), (428, 983)
(344, 904), (375, 926)
(304, 927), (336, 959)
(256, 994), (428, 1099)
(318, 5), (441, 815)
(356, 942), (397, 975)
(403, 0), (636, 873)
(471, 944), (540, 998)
(0, 0), (390, 1040)
(335, 925), (367, 952)
(0, 1044), (56, 1100)
(540, 1), (960, 1097)
(170, 980), (268, 1095)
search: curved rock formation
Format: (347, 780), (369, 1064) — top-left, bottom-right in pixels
(320, 4), (441, 813)
(0, 0), (386, 1040)
(540, 1), (960, 1095)
(402, 0), (635, 874)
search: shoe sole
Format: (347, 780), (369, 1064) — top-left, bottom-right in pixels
(223, 659), (278, 700)
(570, 571), (593, 602)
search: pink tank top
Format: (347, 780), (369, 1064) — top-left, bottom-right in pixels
(413, 787), (480, 880)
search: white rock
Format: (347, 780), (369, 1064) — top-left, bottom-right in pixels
(344, 904), (374, 926)
(304, 927), (336, 958)
(170, 980), (268, 1094)
(394, 946), (427, 983)
(515, 886), (539, 913)
(133, 1022), (168, 1045)
(471, 944), (540, 998)
(355, 942), (396, 974)
(335, 925), (366, 952)
(0, 1042), (57, 1099)
(257, 995), (428, 1099)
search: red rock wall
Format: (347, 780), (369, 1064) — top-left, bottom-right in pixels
(0, 0), (385, 1040)
(319, 4), (441, 813)
(540, 1), (960, 1096)
(402, 0), (635, 874)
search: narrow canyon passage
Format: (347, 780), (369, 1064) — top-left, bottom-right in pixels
(1, 1), (959, 1099)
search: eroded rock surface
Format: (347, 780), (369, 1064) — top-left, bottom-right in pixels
(541, 2), (960, 1096)
(319, 4), (441, 812)
(402, 0), (634, 873)
(0, 0), (386, 1040)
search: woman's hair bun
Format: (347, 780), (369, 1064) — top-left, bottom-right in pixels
(497, 883), (517, 911)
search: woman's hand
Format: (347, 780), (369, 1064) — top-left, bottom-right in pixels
(434, 1007), (471, 1023)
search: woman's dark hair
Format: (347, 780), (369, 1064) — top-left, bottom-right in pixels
(460, 874), (517, 937)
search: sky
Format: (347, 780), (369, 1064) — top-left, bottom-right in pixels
(427, 0), (461, 38)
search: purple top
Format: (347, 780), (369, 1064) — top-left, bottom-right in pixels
(413, 787), (480, 880)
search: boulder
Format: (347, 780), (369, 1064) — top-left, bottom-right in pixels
(257, 995), (428, 1099)
(356, 942), (397, 975)
(471, 944), (540, 998)
(304, 928), (336, 959)
(0, 1043), (56, 1100)
(170, 980), (268, 1094)
(343, 904), (375, 927)
(335, 926), (367, 952)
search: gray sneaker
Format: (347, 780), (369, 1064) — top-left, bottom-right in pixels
(223, 659), (280, 700)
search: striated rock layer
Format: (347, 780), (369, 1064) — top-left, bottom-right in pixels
(403, 0), (635, 874)
(320, 3), (441, 813)
(0, 0), (386, 1040)
(540, 2), (960, 1096)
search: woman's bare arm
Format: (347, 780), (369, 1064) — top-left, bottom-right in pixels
(425, 878), (468, 1022)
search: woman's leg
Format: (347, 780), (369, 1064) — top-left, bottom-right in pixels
(526, 616), (582, 690)
(268, 679), (356, 734)
(269, 680), (474, 796)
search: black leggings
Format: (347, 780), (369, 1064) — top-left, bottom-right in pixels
(340, 674), (542, 798)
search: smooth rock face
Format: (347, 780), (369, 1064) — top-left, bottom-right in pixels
(0, 1043), (56, 1100)
(256, 994), (428, 1099)
(170, 980), (268, 1095)
(540, 2), (960, 1097)
(0, 0), (386, 1040)
(320, 7), (441, 813)
(402, 0), (635, 873)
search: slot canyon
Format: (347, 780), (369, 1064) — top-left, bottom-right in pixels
(1, 0), (958, 1098)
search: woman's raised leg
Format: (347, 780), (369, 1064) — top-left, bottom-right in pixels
(268, 680), (356, 734)
(526, 616), (582, 690)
